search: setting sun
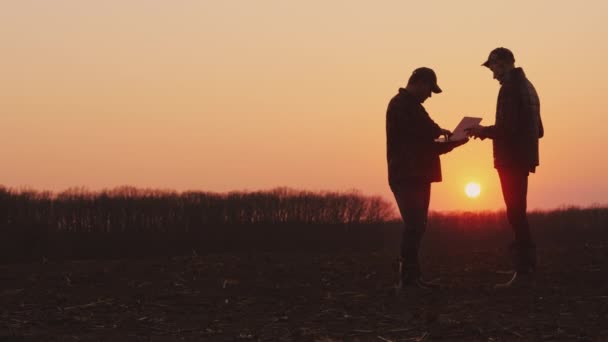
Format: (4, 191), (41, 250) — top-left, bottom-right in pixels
(465, 182), (481, 198)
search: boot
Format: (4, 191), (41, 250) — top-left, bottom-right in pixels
(396, 260), (440, 291)
(494, 271), (535, 289)
(495, 243), (536, 289)
(511, 242), (537, 273)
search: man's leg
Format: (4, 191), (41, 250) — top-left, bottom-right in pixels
(497, 168), (536, 287)
(391, 182), (431, 286)
(499, 168), (533, 247)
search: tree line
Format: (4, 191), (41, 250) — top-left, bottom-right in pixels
(0, 186), (394, 233)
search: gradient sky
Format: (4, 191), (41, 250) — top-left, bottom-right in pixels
(1, 1), (607, 211)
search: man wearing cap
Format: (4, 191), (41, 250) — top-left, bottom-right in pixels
(386, 67), (468, 290)
(467, 48), (544, 288)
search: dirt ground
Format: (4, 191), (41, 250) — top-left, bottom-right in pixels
(1, 239), (607, 341)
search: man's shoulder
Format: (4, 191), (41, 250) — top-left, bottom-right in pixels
(501, 70), (536, 98)
(511, 68), (536, 88)
(512, 71), (539, 101)
(389, 89), (418, 110)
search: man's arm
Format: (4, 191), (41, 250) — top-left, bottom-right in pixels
(404, 110), (443, 140)
(466, 124), (494, 140)
(433, 138), (469, 154)
(468, 81), (538, 140)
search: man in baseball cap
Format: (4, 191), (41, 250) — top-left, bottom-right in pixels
(481, 47), (515, 68)
(468, 47), (544, 289)
(386, 67), (467, 291)
(408, 67), (442, 95)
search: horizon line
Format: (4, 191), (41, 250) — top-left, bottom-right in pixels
(2, 184), (606, 214)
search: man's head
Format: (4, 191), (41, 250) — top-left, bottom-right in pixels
(405, 67), (442, 103)
(482, 47), (515, 83)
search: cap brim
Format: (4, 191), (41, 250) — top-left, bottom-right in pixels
(432, 84), (442, 94)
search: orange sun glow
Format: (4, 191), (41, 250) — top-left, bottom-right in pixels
(465, 182), (481, 198)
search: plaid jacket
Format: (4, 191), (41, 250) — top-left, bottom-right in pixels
(485, 68), (544, 172)
(386, 89), (453, 186)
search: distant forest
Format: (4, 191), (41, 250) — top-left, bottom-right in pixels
(2, 186), (608, 234)
(0, 186), (394, 233)
(1, 185), (607, 261)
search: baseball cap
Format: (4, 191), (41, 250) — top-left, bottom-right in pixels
(482, 47), (515, 67)
(409, 67), (442, 93)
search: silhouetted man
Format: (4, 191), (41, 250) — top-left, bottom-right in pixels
(467, 48), (544, 288)
(386, 67), (468, 290)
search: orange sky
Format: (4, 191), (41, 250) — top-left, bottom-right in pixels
(1, 1), (607, 211)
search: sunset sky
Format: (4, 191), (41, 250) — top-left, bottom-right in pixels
(1, 1), (607, 211)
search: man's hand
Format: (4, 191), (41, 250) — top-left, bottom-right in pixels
(448, 137), (469, 150)
(437, 137), (469, 155)
(440, 128), (453, 141)
(466, 125), (488, 140)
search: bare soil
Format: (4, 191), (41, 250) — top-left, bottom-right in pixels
(1, 233), (607, 341)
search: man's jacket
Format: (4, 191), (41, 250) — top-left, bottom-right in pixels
(485, 67), (544, 172)
(386, 89), (453, 186)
